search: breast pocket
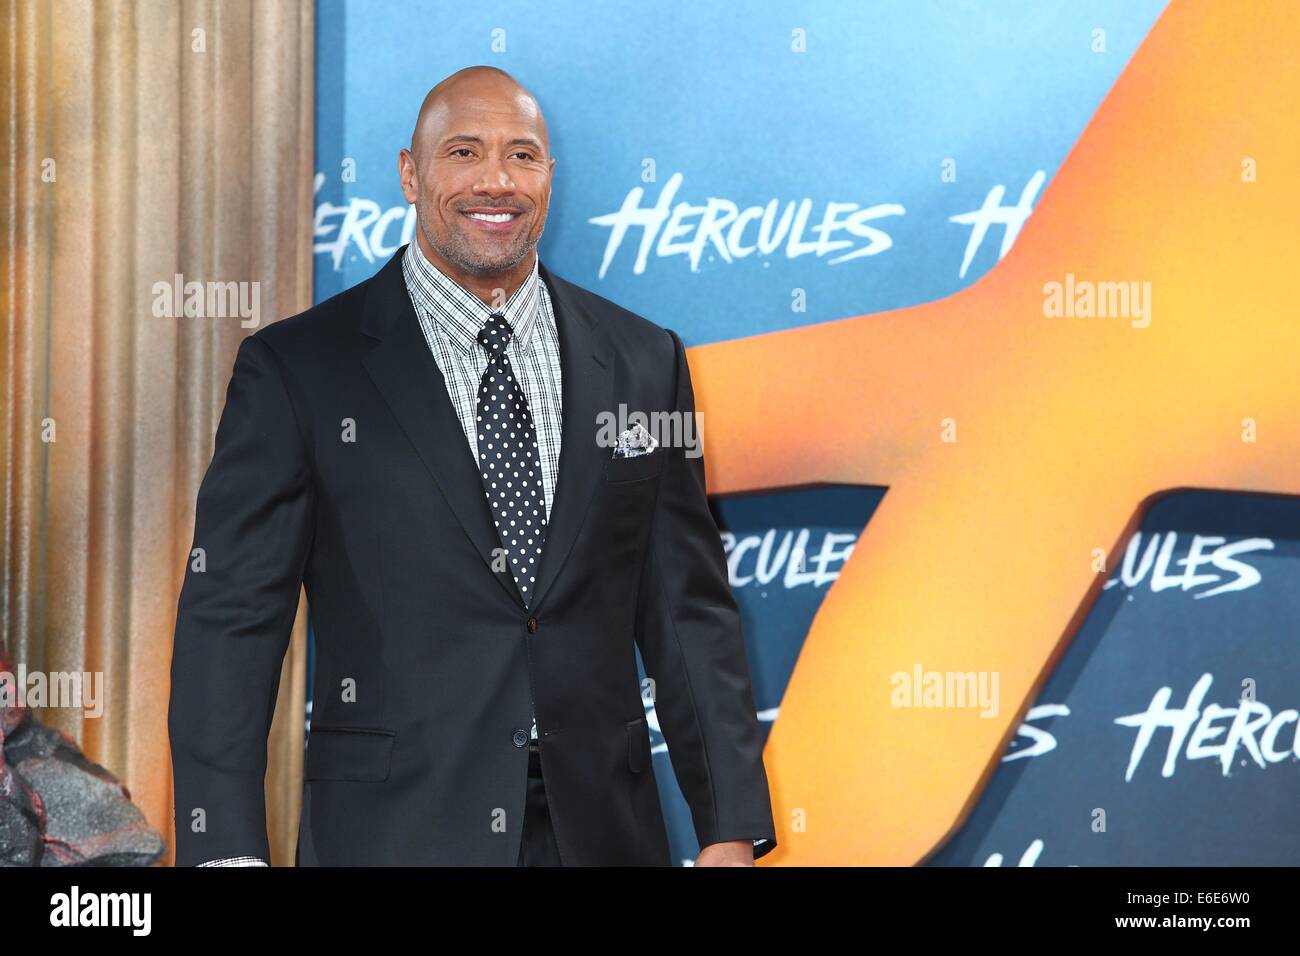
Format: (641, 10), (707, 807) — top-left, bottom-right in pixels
(304, 727), (396, 782)
(604, 450), (665, 484)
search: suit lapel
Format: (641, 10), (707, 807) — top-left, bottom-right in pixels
(359, 247), (611, 615)
(529, 261), (612, 613)
(361, 248), (525, 609)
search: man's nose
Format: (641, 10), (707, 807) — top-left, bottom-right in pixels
(474, 156), (516, 194)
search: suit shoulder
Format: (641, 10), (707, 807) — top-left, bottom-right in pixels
(543, 268), (675, 359)
(247, 279), (368, 362)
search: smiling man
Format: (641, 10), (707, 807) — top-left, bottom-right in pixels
(168, 66), (777, 867)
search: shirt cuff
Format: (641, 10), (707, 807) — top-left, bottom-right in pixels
(196, 856), (269, 867)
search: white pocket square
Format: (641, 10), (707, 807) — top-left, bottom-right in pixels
(611, 423), (658, 459)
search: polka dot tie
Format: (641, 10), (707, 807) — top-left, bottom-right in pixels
(475, 313), (547, 608)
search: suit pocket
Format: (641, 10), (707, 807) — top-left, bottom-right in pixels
(304, 726), (396, 782)
(626, 716), (651, 774)
(604, 450), (664, 484)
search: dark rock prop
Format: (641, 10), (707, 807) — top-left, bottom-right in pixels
(0, 654), (165, 866)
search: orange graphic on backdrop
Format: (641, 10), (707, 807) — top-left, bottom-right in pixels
(688, 0), (1300, 865)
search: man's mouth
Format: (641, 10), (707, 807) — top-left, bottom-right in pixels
(461, 208), (524, 233)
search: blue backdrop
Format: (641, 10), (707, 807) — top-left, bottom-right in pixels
(307, 0), (1300, 866)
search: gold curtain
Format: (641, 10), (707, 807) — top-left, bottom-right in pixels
(1, 0), (315, 865)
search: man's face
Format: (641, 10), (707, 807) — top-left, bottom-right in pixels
(400, 85), (555, 278)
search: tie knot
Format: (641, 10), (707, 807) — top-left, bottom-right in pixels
(477, 313), (513, 357)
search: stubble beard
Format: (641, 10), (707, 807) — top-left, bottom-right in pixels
(419, 201), (544, 279)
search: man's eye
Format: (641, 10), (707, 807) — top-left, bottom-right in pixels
(450, 148), (474, 158)
(513, 152), (535, 161)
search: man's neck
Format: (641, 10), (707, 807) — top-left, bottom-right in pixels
(414, 232), (535, 308)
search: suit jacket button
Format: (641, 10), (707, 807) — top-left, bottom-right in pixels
(526, 616), (539, 634)
(512, 729), (529, 748)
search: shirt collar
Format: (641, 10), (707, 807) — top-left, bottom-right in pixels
(402, 240), (541, 356)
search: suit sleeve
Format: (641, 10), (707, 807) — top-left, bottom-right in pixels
(168, 333), (316, 866)
(634, 328), (778, 861)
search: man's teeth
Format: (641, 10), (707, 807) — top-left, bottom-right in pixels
(466, 212), (518, 223)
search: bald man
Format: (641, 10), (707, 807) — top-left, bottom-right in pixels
(169, 66), (776, 867)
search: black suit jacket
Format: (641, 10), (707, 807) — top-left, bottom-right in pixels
(168, 245), (778, 866)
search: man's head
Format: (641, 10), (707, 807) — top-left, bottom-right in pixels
(399, 67), (555, 290)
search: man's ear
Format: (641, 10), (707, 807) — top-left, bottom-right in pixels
(398, 148), (419, 203)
